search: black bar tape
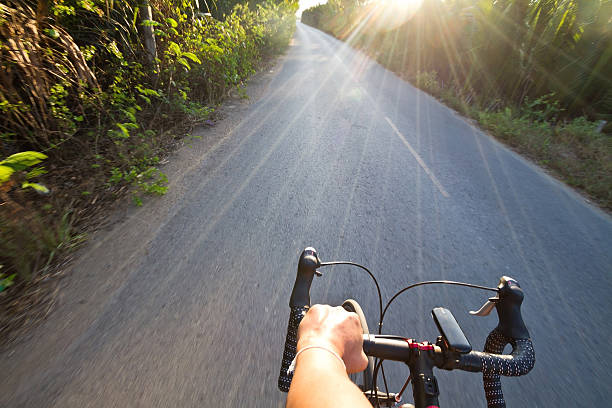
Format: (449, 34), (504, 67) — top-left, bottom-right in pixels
(278, 306), (308, 392)
(481, 328), (535, 408)
(483, 329), (507, 408)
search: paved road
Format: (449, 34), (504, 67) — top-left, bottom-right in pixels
(2, 23), (611, 407)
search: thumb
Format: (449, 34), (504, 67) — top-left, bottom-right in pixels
(346, 349), (369, 374)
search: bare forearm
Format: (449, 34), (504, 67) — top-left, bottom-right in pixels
(286, 349), (371, 408)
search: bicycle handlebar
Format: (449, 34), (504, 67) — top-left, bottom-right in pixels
(278, 248), (320, 392)
(457, 331), (535, 408)
(459, 276), (535, 407)
(278, 248), (535, 407)
(361, 332), (534, 407)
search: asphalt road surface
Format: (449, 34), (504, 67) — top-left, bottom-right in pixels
(2, 23), (611, 407)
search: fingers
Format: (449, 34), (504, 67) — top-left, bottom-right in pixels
(297, 304), (367, 374)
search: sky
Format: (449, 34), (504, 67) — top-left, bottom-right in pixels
(297, 0), (328, 18)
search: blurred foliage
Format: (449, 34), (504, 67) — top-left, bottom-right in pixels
(0, 0), (297, 286)
(0, 208), (85, 283)
(302, 0), (612, 122)
(0, 151), (49, 193)
(202, 0), (296, 20)
(478, 108), (611, 207)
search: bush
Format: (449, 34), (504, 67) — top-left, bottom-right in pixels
(0, 209), (85, 282)
(477, 109), (611, 208)
(553, 118), (611, 204)
(0, 0), (297, 289)
(414, 71), (441, 96)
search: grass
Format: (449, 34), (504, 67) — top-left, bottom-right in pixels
(410, 71), (611, 210)
(0, 207), (86, 282)
(476, 110), (611, 208)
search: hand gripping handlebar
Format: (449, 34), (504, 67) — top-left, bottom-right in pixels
(277, 248), (535, 408)
(278, 248), (320, 392)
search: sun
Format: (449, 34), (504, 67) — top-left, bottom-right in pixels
(371, 0), (425, 31)
(382, 0), (424, 18)
(385, 0), (424, 12)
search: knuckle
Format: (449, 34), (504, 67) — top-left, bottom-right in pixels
(309, 304), (322, 312)
(347, 312), (360, 323)
(309, 304), (326, 314)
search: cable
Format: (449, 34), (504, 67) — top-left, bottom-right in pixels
(319, 261), (384, 333)
(380, 361), (391, 401)
(382, 280), (498, 322)
(320, 261), (500, 407)
(320, 260), (387, 406)
(372, 358), (385, 408)
(397, 375), (412, 403)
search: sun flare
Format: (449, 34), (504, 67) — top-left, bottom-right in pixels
(385, 0), (424, 13)
(372, 0), (424, 31)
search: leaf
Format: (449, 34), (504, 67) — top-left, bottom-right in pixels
(0, 165), (14, 184)
(166, 17), (178, 28)
(26, 166), (48, 179)
(44, 29), (60, 39)
(106, 41), (123, 59)
(116, 123), (130, 138)
(0, 273), (17, 292)
(177, 58), (191, 70)
(136, 85), (160, 97)
(0, 151), (48, 172)
(133, 6), (139, 29)
(182, 52), (202, 64)
(141, 19), (161, 27)
(121, 109), (136, 123)
(169, 41), (181, 56)
(22, 182), (50, 194)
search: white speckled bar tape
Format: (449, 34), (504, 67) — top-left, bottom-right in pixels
(483, 329), (536, 408)
(278, 306), (308, 392)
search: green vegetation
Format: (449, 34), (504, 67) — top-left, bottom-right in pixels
(0, 0), (297, 295)
(302, 0), (611, 208)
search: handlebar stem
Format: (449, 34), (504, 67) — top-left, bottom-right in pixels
(410, 349), (441, 408)
(363, 336), (444, 408)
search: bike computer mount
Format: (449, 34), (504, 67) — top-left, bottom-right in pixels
(432, 307), (472, 354)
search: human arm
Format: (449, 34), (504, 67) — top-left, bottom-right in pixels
(286, 305), (371, 408)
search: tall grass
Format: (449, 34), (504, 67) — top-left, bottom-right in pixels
(0, 0), (298, 289)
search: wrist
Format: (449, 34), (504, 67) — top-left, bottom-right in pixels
(297, 338), (344, 359)
(295, 346), (347, 373)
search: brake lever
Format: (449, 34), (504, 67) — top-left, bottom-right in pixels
(469, 276), (530, 340)
(469, 297), (498, 317)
